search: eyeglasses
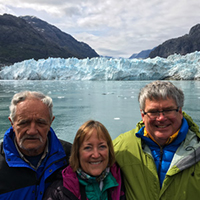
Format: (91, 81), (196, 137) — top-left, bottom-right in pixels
(142, 107), (179, 119)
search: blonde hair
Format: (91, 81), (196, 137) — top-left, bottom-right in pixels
(69, 120), (115, 171)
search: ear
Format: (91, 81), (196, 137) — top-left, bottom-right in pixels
(8, 117), (13, 125)
(140, 109), (145, 122)
(8, 117), (16, 132)
(179, 107), (183, 119)
(51, 116), (55, 125)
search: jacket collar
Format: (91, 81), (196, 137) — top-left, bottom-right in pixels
(3, 126), (66, 168)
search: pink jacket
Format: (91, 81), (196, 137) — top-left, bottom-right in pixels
(62, 163), (125, 200)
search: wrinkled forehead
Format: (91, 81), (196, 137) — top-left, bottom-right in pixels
(15, 99), (51, 118)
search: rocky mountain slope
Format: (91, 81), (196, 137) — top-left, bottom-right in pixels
(0, 14), (99, 65)
(149, 24), (200, 58)
(129, 48), (154, 59)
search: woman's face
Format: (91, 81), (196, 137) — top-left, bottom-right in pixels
(79, 128), (109, 176)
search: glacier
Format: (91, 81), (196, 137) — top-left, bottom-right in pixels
(0, 51), (200, 80)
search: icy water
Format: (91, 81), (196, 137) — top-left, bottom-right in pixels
(0, 80), (200, 143)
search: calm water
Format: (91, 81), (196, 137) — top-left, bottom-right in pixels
(0, 80), (200, 143)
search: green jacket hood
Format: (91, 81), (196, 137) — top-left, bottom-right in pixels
(182, 111), (200, 137)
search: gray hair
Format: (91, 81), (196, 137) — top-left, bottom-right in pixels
(138, 81), (184, 110)
(9, 91), (53, 122)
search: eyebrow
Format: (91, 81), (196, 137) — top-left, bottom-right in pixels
(147, 106), (176, 111)
(36, 118), (48, 123)
(17, 118), (48, 124)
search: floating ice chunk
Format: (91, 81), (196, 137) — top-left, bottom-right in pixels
(114, 118), (120, 120)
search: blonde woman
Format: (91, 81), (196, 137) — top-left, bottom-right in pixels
(43, 120), (125, 200)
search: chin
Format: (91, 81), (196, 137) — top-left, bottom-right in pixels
(22, 146), (43, 155)
(89, 171), (102, 176)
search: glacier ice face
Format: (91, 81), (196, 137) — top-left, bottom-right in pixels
(0, 51), (200, 80)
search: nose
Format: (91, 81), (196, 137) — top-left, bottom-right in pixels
(156, 112), (166, 120)
(26, 122), (38, 135)
(92, 148), (100, 158)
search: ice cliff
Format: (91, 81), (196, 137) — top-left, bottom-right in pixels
(0, 51), (200, 80)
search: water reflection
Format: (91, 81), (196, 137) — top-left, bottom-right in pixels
(0, 80), (199, 143)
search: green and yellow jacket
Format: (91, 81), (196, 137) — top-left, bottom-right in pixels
(113, 112), (200, 200)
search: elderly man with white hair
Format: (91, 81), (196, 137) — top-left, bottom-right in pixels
(0, 91), (71, 200)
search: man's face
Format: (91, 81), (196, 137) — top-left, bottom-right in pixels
(141, 97), (183, 146)
(9, 98), (54, 156)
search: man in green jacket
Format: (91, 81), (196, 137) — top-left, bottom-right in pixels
(113, 80), (200, 200)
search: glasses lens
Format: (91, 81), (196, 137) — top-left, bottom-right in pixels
(147, 109), (178, 119)
(148, 112), (158, 118)
(163, 110), (176, 117)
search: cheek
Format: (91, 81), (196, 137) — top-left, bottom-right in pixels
(79, 153), (88, 169)
(41, 132), (48, 140)
(81, 152), (89, 160)
(79, 151), (87, 162)
(103, 150), (109, 160)
(142, 116), (152, 126)
(39, 127), (50, 138)
(14, 134), (20, 143)
(14, 132), (24, 146)
(171, 118), (182, 127)
(12, 124), (19, 133)
(14, 127), (24, 138)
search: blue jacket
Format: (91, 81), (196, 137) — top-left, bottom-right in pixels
(0, 126), (71, 200)
(136, 117), (189, 187)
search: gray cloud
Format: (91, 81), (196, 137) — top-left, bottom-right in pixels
(0, 0), (200, 58)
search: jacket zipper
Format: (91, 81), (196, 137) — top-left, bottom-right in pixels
(158, 146), (163, 179)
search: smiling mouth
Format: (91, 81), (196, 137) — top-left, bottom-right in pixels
(89, 161), (102, 165)
(156, 125), (169, 128)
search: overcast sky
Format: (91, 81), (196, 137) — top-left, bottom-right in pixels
(0, 0), (200, 58)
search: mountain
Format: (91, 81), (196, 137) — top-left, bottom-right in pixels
(0, 14), (99, 65)
(129, 48), (154, 59)
(149, 24), (200, 58)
